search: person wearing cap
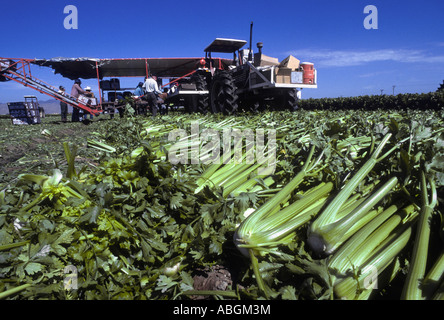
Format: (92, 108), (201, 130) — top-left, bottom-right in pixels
(84, 86), (95, 119)
(142, 75), (162, 116)
(58, 86), (68, 123)
(85, 86), (95, 97)
(70, 79), (88, 122)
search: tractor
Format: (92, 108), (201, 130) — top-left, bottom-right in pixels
(168, 23), (317, 114)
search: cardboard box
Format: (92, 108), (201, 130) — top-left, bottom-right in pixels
(275, 75), (290, 84)
(275, 67), (292, 84)
(276, 67), (292, 75)
(279, 55), (300, 70)
(254, 53), (280, 67)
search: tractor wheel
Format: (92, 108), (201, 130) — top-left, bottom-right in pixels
(272, 89), (298, 111)
(191, 73), (209, 113)
(210, 71), (238, 115)
(283, 89), (298, 111)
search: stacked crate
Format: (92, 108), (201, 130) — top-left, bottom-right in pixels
(8, 101), (41, 125)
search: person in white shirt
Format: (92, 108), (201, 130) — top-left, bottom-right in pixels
(142, 75), (162, 116)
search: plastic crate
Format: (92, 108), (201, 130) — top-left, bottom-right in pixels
(100, 80), (111, 90)
(110, 78), (120, 90)
(8, 102), (41, 125)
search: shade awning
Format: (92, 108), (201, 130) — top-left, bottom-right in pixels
(32, 57), (233, 80)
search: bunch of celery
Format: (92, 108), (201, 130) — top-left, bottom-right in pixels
(328, 203), (418, 299)
(233, 145), (329, 296)
(194, 161), (277, 198)
(17, 143), (88, 212)
(307, 133), (400, 256)
(193, 140), (279, 198)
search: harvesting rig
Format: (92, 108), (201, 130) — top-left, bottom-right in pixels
(172, 39), (317, 113)
(0, 23), (317, 116)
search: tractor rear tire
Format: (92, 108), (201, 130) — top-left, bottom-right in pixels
(210, 71), (238, 115)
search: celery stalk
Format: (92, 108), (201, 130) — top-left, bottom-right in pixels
(401, 171), (437, 300)
(87, 139), (117, 153)
(238, 182), (333, 250)
(423, 252), (444, 299)
(222, 163), (263, 197)
(233, 145), (324, 297)
(0, 240), (30, 251)
(234, 145), (318, 252)
(333, 225), (413, 300)
(328, 203), (406, 275)
(309, 176), (399, 255)
(0, 284), (32, 300)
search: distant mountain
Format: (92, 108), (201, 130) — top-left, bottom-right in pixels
(0, 99), (63, 115)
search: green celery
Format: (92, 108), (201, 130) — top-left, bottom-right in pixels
(333, 223), (413, 300)
(0, 240), (30, 251)
(239, 183), (332, 250)
(308, 133), (398, 256)
(401, 171), (437, 300)
(0, 284), (32, 300)
(309, 176), (399, 255)
(234, 145), (324, 297)
(87, 139), (117, 153)
(423, 252), (444, 299)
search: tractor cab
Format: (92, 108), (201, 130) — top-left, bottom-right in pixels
(204, 38), (249, 68)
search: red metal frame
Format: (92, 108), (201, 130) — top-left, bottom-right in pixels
(95, 60), (103, 106)
(161, 69), (198, 89)
(1, 57), (101, 115)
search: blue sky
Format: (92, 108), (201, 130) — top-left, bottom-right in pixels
(1, 0), (443, 103)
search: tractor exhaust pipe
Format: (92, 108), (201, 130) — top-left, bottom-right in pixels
(257, 42), (263, 55)
(248, 21), (253, 62)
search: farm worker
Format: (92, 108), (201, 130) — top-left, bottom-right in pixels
(70, 79), (88, 122)
(133, 82), (145, 115)
(84, 86), (95, 119)
(158, 90), (169, 115)
(85, 86), (95, 98)
(58, 86), (68, 123)
(167, 82), (178, 95)
(133, 82), (144, 98)
(142, 75), (162, 116)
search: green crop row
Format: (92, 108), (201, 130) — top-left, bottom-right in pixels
(299, 92), (444, 111)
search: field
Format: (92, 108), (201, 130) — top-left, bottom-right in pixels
(0, 101), (443, 300)
(0, 115), (106, 189)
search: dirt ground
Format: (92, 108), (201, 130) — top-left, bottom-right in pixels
(0, 114), (110, 189)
